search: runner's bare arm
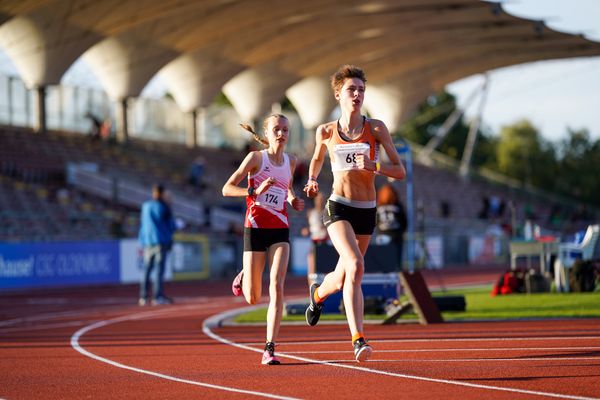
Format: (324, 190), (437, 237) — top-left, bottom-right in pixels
(304, 124), (330, 198)
(222, 152), (261, 197)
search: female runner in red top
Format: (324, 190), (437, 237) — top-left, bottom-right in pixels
(222, 114), (304, 365)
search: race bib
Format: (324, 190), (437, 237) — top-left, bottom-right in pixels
(256, 186), (286, 210)
(332, 143), (371, 171)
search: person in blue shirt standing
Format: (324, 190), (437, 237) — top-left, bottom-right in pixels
(138, 183), (176, 306)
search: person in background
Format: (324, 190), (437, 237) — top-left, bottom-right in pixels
(189, 156), (206, 190)
(84, 111), (102, 141)
(303, 65), (406, 362)
(222, 114), (304, 365)
(109, 212), (127, 239)
(302, 192), (328, 285)
(376, 183), (407, 269)
(138, 183), (176, 306)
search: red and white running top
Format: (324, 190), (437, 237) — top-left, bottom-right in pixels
(245, 150), (291, 229)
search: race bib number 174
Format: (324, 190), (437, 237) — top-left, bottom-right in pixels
(256, 186), (286, 210)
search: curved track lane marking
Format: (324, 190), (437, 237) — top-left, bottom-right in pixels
(248, 336), (600, 346)
(307, 357), (600, 363)
(285, 346), (600, 353)
(203, 306), (600, 400)
(70, 305), (300, 400)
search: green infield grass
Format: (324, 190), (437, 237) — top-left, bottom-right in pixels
(232, 286), (600, 324)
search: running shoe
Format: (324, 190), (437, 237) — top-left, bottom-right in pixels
(138, 298), (147, 306)
(353, 337), (372, 362)
(261, 342), (281, 365)
(305, 283), (323, 326)
(152, 296), (173, 305)
(232, 270), (243, 296)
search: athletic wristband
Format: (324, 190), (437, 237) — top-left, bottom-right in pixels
(308, 176), (317, 182)
(247, 186), (256, 196)
(375, 162), (381, 172)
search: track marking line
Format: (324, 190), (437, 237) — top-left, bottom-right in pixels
(204, 306), (600, 400)
(70, 306), (300, 400)
(0, 298), (226, 332)
(312, 357), (600, 363)
(0, 320), (87, 333)
(247, 336), (600, 346)
(283, 346), (600, 354)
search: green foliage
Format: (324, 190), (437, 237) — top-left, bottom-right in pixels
(555, 129), (600, 204)
(495, 120), (557, 188)
(398, 91), (496, 168)
(212, 91), (232, 107)
(398, 91), (468, 152)
(396, 90), (600, 205)
(280, 96), (297, 112)
(470, 126), (499, 169)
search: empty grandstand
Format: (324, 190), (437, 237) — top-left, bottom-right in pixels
(1, 0), (599, 289)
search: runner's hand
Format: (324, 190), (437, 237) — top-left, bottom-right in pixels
(256, 177), (276, 195)
(291, 197), (305, 211)
(303, 180), (318, 198)
(356, 154), (375, 171)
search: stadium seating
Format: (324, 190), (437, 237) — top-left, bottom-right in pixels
(0, 126), (595, 244)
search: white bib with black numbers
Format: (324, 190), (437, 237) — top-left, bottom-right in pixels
(255, 185), (286, 210)
(332, 142), (371, 172)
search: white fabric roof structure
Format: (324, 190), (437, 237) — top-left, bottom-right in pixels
(1, 0), (599, 140)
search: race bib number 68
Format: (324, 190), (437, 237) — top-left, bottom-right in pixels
(332, 143), (371, 171)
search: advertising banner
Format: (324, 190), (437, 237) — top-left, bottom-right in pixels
(0, 241), (120, 290)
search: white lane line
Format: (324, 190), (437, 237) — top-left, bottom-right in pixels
(283, 346), (600, 354)
(247, 336), (600, 346)
(1, 320), (86, 333)
(1, 310), (99, 327)
(314, 357), (600, 363)
(203, 307), (600, 400)
(0, 299), (228, 332)
(70, 306), (300, 400)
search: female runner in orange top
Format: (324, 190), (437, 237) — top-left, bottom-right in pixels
(303, 65), (406, 362)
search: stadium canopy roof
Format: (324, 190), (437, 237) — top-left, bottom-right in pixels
(1, 0), (600, 138)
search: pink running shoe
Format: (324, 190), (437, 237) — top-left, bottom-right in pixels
(231, 270), (243, 296)
(261, 342), (281, 365)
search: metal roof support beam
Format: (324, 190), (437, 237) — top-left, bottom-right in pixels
(115, 97), (129, 144)
(185, 109), (198, 149)
(33, 85), (47, 134)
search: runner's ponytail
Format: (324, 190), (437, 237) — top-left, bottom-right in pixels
(240, 123), (269, 146)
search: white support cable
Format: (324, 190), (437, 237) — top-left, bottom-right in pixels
(418, 80), (485, 165)
(460, 74), (490, 177)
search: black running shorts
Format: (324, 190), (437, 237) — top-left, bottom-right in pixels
(323, 199), (376, 235)
(243, 227), (290, 252)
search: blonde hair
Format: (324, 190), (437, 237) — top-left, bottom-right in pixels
(330, 65), (367, 93)
(240, 114), (288, 147)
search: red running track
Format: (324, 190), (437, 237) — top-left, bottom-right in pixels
(1, 269), (599, 400)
